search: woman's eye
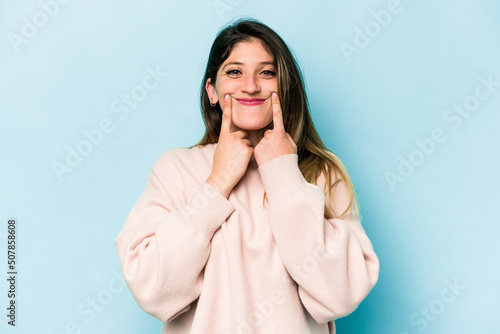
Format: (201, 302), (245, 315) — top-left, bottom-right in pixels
(262, 70), (276, 76)
(226, 69), (276, 77)
(226, 70), (241, 76)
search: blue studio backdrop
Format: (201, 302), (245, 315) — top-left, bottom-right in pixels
(1, 0), (499, 333)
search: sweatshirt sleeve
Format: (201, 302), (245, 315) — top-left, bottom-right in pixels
(114, 152), (236, 323)
(257, 153), (379, 324)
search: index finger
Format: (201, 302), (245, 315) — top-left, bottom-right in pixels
(221, 94), (232, 135)
(271, 92), (285, 132)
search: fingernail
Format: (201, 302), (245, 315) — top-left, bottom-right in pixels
(272, 92), (277, 98)
(225, 94), (230, 100)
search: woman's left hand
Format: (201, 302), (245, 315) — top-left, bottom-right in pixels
(254, 92), (297, 167)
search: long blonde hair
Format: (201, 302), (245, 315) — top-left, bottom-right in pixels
(190, 18), (360, 220)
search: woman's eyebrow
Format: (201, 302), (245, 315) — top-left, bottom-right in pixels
(222, 61), (274, 71)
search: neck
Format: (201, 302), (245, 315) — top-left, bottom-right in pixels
(247, 129), (265, 148)
(234, 122), (273, 147)
(247, 129), (264, 165)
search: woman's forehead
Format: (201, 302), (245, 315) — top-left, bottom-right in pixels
(221, 40), (274, 68)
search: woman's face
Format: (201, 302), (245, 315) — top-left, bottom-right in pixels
(206, 39), (278, 132)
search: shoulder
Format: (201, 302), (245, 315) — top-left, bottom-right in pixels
(152, 147), (190, 170)
(151, 143), (217, 174)
(145, 143), (216, 196)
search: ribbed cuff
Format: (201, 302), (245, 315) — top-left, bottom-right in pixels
(258, 154), (307, 199)
(182, 181), (235, 237)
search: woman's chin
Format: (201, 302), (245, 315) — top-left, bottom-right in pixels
(233, 122), (269, 131)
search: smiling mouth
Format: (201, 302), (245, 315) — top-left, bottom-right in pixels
(235, 97), (268, 106)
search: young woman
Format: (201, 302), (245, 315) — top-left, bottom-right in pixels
(115, 18), (379, 334)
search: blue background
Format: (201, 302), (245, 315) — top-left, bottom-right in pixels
(1, 0), (499, 333)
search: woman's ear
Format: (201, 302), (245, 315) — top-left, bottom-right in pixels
(205, 78), (218, 104)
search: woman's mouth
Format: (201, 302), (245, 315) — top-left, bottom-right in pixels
(236, 98), (267, 106)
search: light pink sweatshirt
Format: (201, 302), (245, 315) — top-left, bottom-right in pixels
(115, 143), (379, 334)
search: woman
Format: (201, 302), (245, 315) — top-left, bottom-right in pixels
(115, 18), (379, 333)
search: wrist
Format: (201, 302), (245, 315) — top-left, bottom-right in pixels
(206, 174), (231, 199)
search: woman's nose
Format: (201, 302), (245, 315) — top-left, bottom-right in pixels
(241, 75), (260, 94)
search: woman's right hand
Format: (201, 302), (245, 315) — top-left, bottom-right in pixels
(206, 94), (254, 198)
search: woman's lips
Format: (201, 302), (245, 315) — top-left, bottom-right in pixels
(236, 98), (266, 106)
